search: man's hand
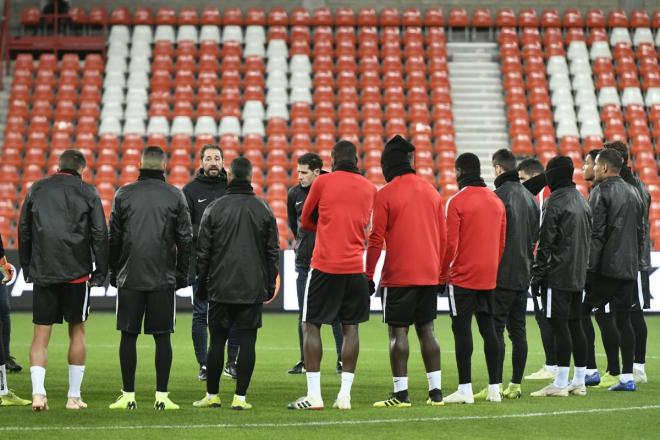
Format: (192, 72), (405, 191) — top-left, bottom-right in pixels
(0, 257), (14, 284)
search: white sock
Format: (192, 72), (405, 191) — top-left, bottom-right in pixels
(31, 366), (47, 396)
(620, 373), (634, 383)
(572, 366), (586, 386)
(586, 368), (598, 375)
(633, 363), (645, 373)
(427, 370), (441, 391)
(393, 376), (408, 393)
(306, 371), (321, 399)
(458, 383), (473, 395)
(206, 393), (217, 400)
(0, 364), (7, 395)
(338, 372), (354, 399)
(67, 364), (85, 398)
(234, 394), (246, 402)
(548, 365), (558, 372)
(155, 391), (169, 400)
(488, 384), (500, 394)
(554, 367), (570, 388)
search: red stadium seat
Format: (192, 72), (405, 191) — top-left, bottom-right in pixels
(540, 9), (561, 28)
(358, 8), (377, 27)
(562, 8), (584, 28)
(424, 8), (444, 27)
(110, 7), (131, 25)
(201, 6), (222, 25)
(607, 9), (629, 27)
(472, 8), (492, 28)
(133, 7), (154, 25)
(518, 8), (539, 27)
(448, 8), (468, 27)
(496, 9), (516, 27)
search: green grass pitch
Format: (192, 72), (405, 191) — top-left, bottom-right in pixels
(1, 312), (659, 439)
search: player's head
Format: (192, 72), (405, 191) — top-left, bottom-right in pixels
(545, 155), (574, 191)
(200, 144), (224, 177)
(381, 135), (415, 183)
(297, 153), (323, 188)
(58, 149), (86, 174)
(331, 140), (358, 169)
(228, 156), (252, 183)
(141, 146), (166, 171)
(583, 149), (602, 182)
(455, 152), (481, 181)
(594, 148), (624, 184)
(603, 140), (629, 164)
(516, 158), (544, 182)
(491, 148), (516, 178)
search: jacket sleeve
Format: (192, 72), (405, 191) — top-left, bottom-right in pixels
(498, 201), (507, 263)
(438, 199), (449, 283)
(301, 179), (322, 231)
(287, 189), (298, 238)
(108, 191), (123, 281)
(587, 190), (607, 274)
(89, 191), (109, 285)
(264, 208), (280, 295)
(366, 190), (387, 279)
(182, 185), (198, 240)
(442, 198), (460, 282)
(635, 194), (646, 270)
(175, 192), (193, 282)
(196, 207), (213, 288)
(532, 202), (559, 281)
(529, 201), (541, 259)
(18, 189), (34, 276)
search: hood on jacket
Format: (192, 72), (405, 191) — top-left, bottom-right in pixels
(381, 135), (415, 183)
(545, 156), (575, 191)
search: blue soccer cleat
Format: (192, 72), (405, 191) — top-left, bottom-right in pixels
(608, 380), (636, 392)
(585, 371), (601, 387)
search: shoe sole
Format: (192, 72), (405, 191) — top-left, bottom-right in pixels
(193, 403), (222, 408)
(288, 406), (324, 410)
(231, 406), (252, 410)
(503, 393), (522, 399)
(426, 401), (445, 406)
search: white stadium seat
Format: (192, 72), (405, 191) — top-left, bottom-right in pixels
(147, 116), (170, 136)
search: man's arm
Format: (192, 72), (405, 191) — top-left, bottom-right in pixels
(182, 185), (198, 240)
(108, 191), (123, 286)
(437, 198), (449, 282)
(195, 207), (213, 300)
(175, 192), (193, 288)
(441, 199), (460, 282)
(532, 203), (560, 281)
(17, 189), (33, 278)
(88, 191), (109, 286)
(365, 191), (387, 280)
(301, 179), (322, 231)
(587, 190), (607, 274)
(498, 201), (507, 263)
(286, 189), (298, 238)
(264, 208), (281, 299)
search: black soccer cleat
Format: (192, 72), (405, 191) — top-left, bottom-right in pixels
(287, 361), (306, 374)
(6, 357), (22, 373)
(198, 365), (207, 381)
(224, 361), (238, 379)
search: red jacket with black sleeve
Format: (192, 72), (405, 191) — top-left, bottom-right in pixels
(366, 173), (447, 286)
(301, 168), (377, 274)
(442, 186), (507, 290)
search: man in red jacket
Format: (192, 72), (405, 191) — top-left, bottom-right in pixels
(443, 153), (506, 404)
(288, 141), (377, 411)
(365, 136), (447, 408)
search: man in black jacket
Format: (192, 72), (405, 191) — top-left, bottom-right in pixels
(529, 156), (591, 397)
(182, 144), (239, 381)
(488, 149), (539, 400)
(108, 146), (192, 411)
(584, 148), (645, 392)
(19, 149), (108, 411)
(286, 153), (343, 375)
(193, 157), (279, 410)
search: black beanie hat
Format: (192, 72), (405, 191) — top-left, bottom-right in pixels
(381, 135), (415, 182)
(545, 156), (574, 191)
(455, 153), (481, 176)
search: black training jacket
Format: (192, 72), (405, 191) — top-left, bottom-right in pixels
(182, 168), (228, 240)
(18, 171), (109, 285)
(494, 172), (540, 291)
(109, 171), (192, 290)
(287, 184), (315, 268)
(588, 176), (644, 281)
(532, 186), (592, 291)
(196, 181), (279, 305)
(621, 168), (652, 272)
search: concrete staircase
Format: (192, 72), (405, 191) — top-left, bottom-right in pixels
(448, 42), (507, 187)
(0, 65), (13, 149)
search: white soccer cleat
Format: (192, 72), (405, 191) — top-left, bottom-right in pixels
(530, 384), (569, 397)
(287, 395), (324, 410)
(486, 388), (502, 403)
(332, 395), (351, 410)
(525, 366), (557, 380)
(443, 390), (475, 404)
(633, 369), (648, 384)
(567, 384), (587, 396)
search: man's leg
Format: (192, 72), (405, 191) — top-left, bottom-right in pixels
(569, 317), (588, 390)
(331, 319), (343, 369)
(191, 291), (209, 370)
(615, 310), (635, 380)
(302, 322), (323, 402)
(475, 312), (501, 391)
(492, 300), (507, 386)
(416, 321), (442, 401)
(119, 331), (138, 392)
(527, 294), (557, 379)
(153, 333), (172, 393)
(293, 267), (308, 369)
(506, 291), (528, 386)
(448, 312), (474, 401)
(0, 285), (11, 361)
(235, 328), (258, 399)
(225, 325), (240, 367)
(547, 318), (572, 388)
(206, 324), (229, 397)
(631, 310), (647, 373)
(388, 326), (409, 399)
(595, 310), (621, 376)
(29, 324), (52, 400)
(583, 307), (598, 371)
(0, 313), (29, 405)
(336, 324), (358, 403)
(66, 322), (87, 408)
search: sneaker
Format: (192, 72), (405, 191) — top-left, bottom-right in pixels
(585, 371), (601, 386)
(5, 357), (22, 373)
(336, 361), (343, 374)
(66, 397), (88, 409)
(0, 390), (31, 406)
(198, 365), (207, 381)
(426, 389), (444, 406)
(332, 395), (351, 410)
(287, 395), (324, 410)
(608, 380), (636, 392)
(567, 384), (587, 396)
(373, 393), (411, 408)
(525, 366), (557, 380)
(486, 388), (502, 403)
(31, 394), (49, 411)
(597, 373), (619, 389)
(109, 391), (137, 410)
(192, 394), (221, 408)
(633, 369), (648, 384)
(473, 387), (489, 401)
(530, 384), (569, 397)
(154, 392), (179, 410)
(231, 395), (253, 410)
(223, 362), (238, 379)
(287, 361), (306, 375)
(443, 390), (474, 404)
(502, 383), (522, 399)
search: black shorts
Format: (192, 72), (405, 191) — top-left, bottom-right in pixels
(380, 286), (438, 327)
(116, 286), (176, 334)
(493, 288), (527, 319)
(584, 274), (635, 314)
(631, 271), (651, 311)
(302, 269), (370, 325)
(541, 287), (582, 320)
(33, 282), (90, 325)
(208, 302), (263, 330)
(447, 285), (493, 317)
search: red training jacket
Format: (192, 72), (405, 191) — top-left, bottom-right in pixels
(442, 186), (507, 290)
(301, 170), (376, 274)
(366, 173), (447, 286)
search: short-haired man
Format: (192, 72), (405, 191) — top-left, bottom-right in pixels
(287, 153), (343, 375)
(183, 145), (240, 381)
(487, 149), (539, 400)
(194, 157), (279, 410)
(108, 146), (192, 410)
(288, 141), (376, 410)
(19, 149), (109, 411)
(443, 153), (506, 404)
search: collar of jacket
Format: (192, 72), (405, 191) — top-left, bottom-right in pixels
(226, 179), (255, 195)
(620, 166), (635, 185)
(457, 173), (487, 189)
(57, 169), (81, 178)
(138, 169), (166, 181)
(195, 167), (228, 184)
(522, 173), (547, 195)
(494, 170), (520, 188)
(332, 160), (360, 174)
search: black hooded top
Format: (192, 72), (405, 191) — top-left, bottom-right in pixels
(182, 168), (228, 240)
(381, 135), (416, 182)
